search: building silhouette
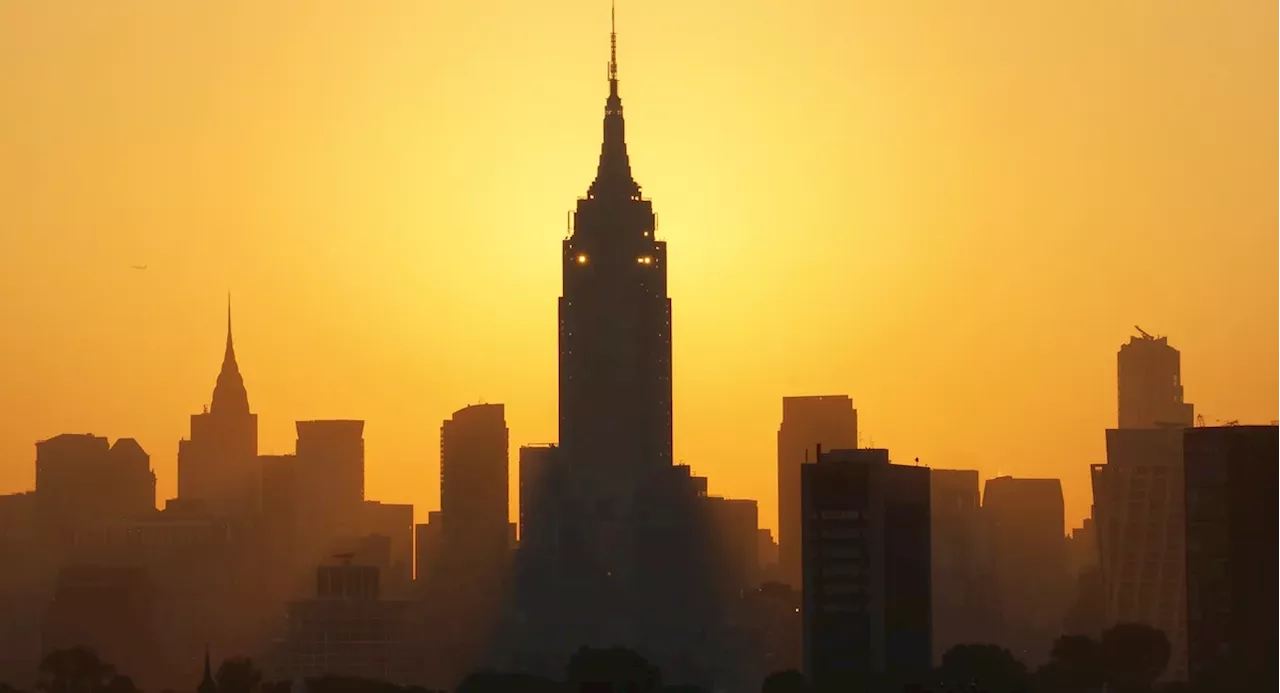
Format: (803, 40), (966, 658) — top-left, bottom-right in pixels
(439, 404), (510, 588)
(1183, 425), (1278, 691)
(294, 420), (367, 558)
(35, 433), (156, 557)
(1090, 425), (1187, 676)
(928, 469), (987, 659)
(980, 476), (1069, 666)
(274, 561), (415, 683)
(505, 14), (719, 682)
(1091, 332), (1197, 681)
(801, 447), (931, 691)
(1118, 330), (1194, 429)
(778, 395), (858, 589)
(178, 303), (260, 518)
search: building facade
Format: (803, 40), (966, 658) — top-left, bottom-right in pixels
(801, 447), (931, 690)
(778, 395), (858, 590)
(1183, 425), (1278, 690)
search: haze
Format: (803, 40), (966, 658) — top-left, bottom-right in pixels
(0, 0), (1275, 533)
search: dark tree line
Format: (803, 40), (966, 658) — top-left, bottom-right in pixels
(2, 625), (1207, 693)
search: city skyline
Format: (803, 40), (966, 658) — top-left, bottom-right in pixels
(1, 0), (1276, 535)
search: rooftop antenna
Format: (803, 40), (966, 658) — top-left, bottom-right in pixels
(609, 1), (618, 83)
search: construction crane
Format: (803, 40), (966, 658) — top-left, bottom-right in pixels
(1195, 414), (1205, 427)
(1134, 325), (1156, 340)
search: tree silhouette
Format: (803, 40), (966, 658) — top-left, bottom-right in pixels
(1100, 623), (1170, 693)
(1036, 634), (1104, 693)
(934, 643), (1030, 693)
(760, 670), (807, 693)
(216, 658), (263, 693)
(36, 647), (118, 693)
(455, 671), (558, 693)
(565, 647), (662, 693)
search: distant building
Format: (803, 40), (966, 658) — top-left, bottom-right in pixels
(294, 419), (367, 555)
(413, 511), (443, 586)
(981, 476), (1069, 666)
(276, 562), (414, 683)
(1092, 428), (1188, 680)
(35, 434), (156, 554)
(178, 304), (260, 517)
(757, 528), (780, 582)
(778, 395), (858, 590)
(517, 445), (561, 555)
(801, 447), (931, 690)
(1118, 331), (1194, 429)
(929, 469), (984, 660)
(1183, 425), (1278, 691)
(440, 404), (509, 589)
(363, 501), (414, 596)
(703, 496), (761, 595)
(43, 565), (156, 689)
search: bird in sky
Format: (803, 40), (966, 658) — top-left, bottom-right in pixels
(131, 265), (148, 270)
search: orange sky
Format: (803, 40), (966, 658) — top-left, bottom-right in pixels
(0, 0), (1275, 535)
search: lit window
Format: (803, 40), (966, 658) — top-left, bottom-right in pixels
(637, 256), (653, 265)
(576, 253), (588, 265)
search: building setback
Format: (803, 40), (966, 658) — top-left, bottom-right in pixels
(801, 447), (930, 690)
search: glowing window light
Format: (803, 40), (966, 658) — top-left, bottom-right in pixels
(576, 253), (588, 265)
(637, 256), (653, 265)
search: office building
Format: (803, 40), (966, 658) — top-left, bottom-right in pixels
(981, 476), (1069, 666)
(801, 447), (931, 690)
(440, 404), (510, 586)
(178, 304), (260, 517)
(1184, 425), (1278, 690)
(779, 395), (858, 589)
(277, 562), (415, 684)
(1092, 428), (1188, 680)
(929, 469), (984, 660)
(35, 434), (156, 553)
(1118, 330), (1194, 429)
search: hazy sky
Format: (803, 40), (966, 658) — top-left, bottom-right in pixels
(0, 0), (1275, 534)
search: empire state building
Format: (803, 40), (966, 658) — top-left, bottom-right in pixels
(558, 8), (673, 489)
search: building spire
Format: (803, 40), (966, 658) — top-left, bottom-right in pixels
(609, 1), (617, 84)
(210, 296), (250, 416)
(198, 644), (216, 693)
(225, 293), (234, 361)
(589, 1), (640, 200)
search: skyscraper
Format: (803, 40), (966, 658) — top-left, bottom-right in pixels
(929, 469), (985, 659)
(778, 395), (858, 589)
(981, 476), (1069, 666)
(178, 301), (259, 517)
(440, 404), (510, 584)
(508, 14), (716, 678)
(1183, 425), (1277, 691)
(558, 7), (672, 492)
(801, 447), (931, 690)
(1117, 329), (1194, 429)
(1091, 332), (1197, 680)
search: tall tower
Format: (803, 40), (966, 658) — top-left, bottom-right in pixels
(558, 5), (672, 495)
(178, 299), (260, 517)
(1117, 330), (1194, 429)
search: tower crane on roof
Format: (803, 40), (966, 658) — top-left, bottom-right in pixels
(1134, 325), (1156, 340)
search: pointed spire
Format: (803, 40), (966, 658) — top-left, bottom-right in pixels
(210, 296), (250, 416)
(225, 293), (235, 363)
(198, 644), (217, 693)
(589, 1), (641, 200)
